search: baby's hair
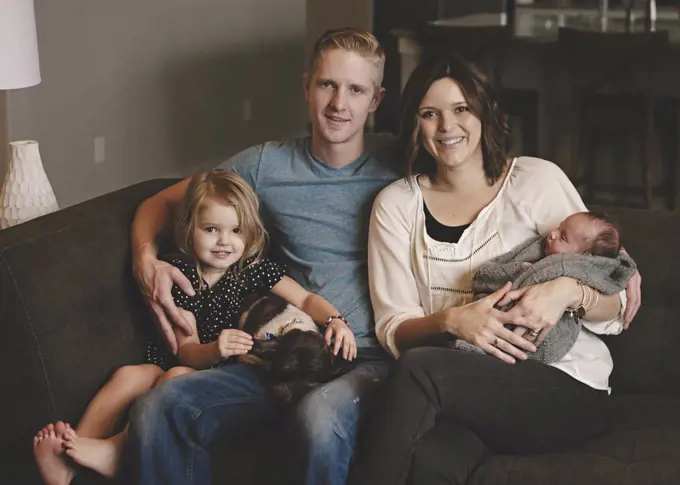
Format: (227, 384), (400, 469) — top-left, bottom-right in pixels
(585, 211), (621, 258)
(174, 171), (267, 286)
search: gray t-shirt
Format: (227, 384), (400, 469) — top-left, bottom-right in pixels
(218, 133), (399, 348)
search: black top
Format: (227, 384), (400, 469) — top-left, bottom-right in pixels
(146, 256), (286, 369)
(423, 201), (471, 244)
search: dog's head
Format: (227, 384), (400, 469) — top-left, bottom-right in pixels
(238, 294), (334, 407)
(239, 293), (319, 340)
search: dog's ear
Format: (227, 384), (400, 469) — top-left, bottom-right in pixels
(270, 380), (320, 407)
(250, 338), (280, 360)
(238, 354), (271, 370)
(240, 339), (279, 370)
(263, 330), (336, 408)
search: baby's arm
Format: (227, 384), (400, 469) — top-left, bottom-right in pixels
(271, 276), (357, 360)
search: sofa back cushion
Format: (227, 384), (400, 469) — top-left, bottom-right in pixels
(594, 207), (680, 396)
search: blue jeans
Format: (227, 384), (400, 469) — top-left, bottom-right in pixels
(127, 351), (390, 485)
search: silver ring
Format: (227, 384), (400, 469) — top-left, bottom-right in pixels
(528, 330), (539, 338)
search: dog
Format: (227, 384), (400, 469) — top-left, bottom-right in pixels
(238, 294), (341, 407)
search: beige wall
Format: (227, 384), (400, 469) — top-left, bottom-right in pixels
(305, 0), (372, 62)
(305, 0), (374, 128)
(0, 92), (7, 174)
(5, 0), (307, 208)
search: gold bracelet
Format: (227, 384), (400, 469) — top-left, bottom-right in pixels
(585, 288), (599, 313)
(583, 285), (593, 312)
(567, 280), (586, 311)
(566, 280), (586, 320)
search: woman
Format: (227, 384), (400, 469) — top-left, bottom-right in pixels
(349, 55), (641, 485)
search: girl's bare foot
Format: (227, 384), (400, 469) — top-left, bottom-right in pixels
(63, 428), (123, 479)
(33, 422), (76, 485)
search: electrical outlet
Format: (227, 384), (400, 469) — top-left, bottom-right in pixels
(94, 136), (105, 164)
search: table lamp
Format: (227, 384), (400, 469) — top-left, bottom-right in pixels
(0, 0), (58, 229)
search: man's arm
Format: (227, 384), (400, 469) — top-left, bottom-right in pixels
(131, 178), (190, 263)
(131, 177), (196, 354)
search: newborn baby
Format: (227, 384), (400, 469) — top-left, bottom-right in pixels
(544, 211), (621, 258)
(456, 211), (636, 363)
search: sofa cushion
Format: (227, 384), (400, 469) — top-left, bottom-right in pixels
(592, 207), (680, 396)
(211, 426), (295, 485)
(604, 304), (680, 396)
(468, 395), (680, 485)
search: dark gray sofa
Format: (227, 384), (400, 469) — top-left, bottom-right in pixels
(1, 178), (680, 485)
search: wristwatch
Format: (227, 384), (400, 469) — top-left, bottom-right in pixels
(324, 315), (348, 327)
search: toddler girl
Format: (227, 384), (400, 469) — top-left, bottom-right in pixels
(33, 171), (356, 485)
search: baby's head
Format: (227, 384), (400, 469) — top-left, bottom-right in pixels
(174, 171), (266, 281)
(544, 211), (621, 258)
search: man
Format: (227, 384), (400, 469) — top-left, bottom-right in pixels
(127, 27), (399, 485)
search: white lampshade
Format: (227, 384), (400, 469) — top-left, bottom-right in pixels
(0, 0), (41, 89)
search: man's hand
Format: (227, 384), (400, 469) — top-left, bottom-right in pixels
(620, 247), (642, 329)
(324, 319), (357, 361)
(134, 255), (196, 354)
(623, 270), (642, 329)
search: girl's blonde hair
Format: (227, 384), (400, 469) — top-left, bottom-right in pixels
(175, 171), (267, 284)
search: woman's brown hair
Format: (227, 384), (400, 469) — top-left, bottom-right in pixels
(174, 171), (267, 286)
(398, 54), (512, 184)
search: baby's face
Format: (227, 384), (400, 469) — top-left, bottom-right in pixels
(545, 213), (599, 255)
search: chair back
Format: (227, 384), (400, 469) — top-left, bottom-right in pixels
(556, 28), (669, 92)
(419, 25), (512, 88)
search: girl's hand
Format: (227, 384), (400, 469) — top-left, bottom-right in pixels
(498, 277), (577, 346)
(324, 319), (358, 361)
(217, 329), (253, 359)
(445, 282), (538, 364)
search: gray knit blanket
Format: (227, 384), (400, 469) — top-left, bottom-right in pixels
(455, 235), (637, 363)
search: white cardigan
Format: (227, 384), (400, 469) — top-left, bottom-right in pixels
(368, 157), (626, 391)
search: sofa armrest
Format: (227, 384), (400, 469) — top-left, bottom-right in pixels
(0, 178), (179, 482)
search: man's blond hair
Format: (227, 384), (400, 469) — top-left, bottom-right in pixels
(309, 27), (385, 88)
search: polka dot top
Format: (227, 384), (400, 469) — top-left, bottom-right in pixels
(146, 255), (286, 369)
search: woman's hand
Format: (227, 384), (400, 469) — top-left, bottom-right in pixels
(324, 319), (357, 361)
(623, 270), (642, 329)
(498, 277), (578, 346)
(133, 254), (196, 353)
(444, 282), (538, 364)
(216, 329), (254, 358)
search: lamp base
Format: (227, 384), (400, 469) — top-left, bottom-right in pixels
(0, 140), (58, 229)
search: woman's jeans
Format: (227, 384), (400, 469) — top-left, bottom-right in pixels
(127, 348), (390, 485)
(349, 347), (609, 485)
